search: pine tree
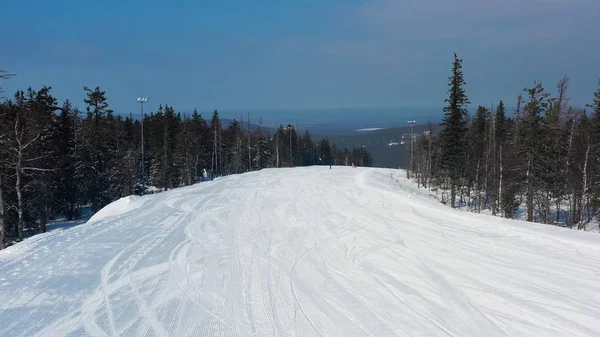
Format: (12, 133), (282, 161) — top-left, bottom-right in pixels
(191, 109), (209, 179)
(494, 101), (508, 216)
(117, 115), (138, 196)
(80, 86), (115, 211)
(520, 81), (550, 222)
(286, 125), (296, 167)
(211, 110), (221, 176)
(0, 69), (13, 247)
(226, 119), (244, 174)
(468, 106), (489, 211)
(586, 80), (600, 222)
(544, 77), (569, 223)
(317, 138), (333, 165)
(52, 100), (78, 219)
(301, 131), (316, 166)
(175, 115), (195, 186)
(0, 173), (4, 249)
(247, 113), (252, 171)
(255, 121), (271, 169)
(439, 53), (470, 207)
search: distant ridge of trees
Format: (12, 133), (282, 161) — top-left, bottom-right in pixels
(0, 75), (372, 249)
(407, 54), (600, 229)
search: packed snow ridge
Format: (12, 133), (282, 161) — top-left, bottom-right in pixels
(1, 167), (599, 337)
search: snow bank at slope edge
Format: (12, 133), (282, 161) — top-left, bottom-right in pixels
(88, 195), (148, 223)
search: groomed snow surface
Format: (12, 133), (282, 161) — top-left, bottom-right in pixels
(1, 167), (599, 337)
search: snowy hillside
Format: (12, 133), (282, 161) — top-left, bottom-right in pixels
(1, 167), (599, 336)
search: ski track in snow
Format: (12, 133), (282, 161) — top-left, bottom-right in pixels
(1, 167), (600, 337)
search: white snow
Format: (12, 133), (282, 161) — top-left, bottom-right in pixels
(1, 167), (599, 337)
(88, 195), (148, 223)
(356, 127), (386, 132)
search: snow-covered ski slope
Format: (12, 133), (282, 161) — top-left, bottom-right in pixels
(1, 167), (600, 337)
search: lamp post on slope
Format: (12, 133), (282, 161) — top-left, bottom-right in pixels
(137, 97), (148, 195)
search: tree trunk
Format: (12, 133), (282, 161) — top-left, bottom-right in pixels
(498, 144), (503, 217)
(475, 159), (481, 213)
(40, 203), (47, 233)
(248, 113), (251, 171)
(579, 139), (591, 230)
(451, 182), (456, 208)
(526, 157), (534, 222)
(568, 195), (574, 228)
(427, 133), (432, 190)
(219, 126), (222, 175)
(0, 175), (5, 250)
(163, 124), (169, 189)
(276, 133), (280, 168)
(555, 198), (560, 224)
(16, 156), (24, 241)
(212, 125), (217, 176)
(565, 117), (576, 224)
(543, 191), (549, 224)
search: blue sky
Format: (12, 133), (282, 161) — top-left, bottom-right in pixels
(2, 0), (599, 116)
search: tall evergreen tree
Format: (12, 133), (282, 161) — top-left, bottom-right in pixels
(586, 80), (600, 222)
(211, 110), (221, 176)
(520, 81), (550, 222)
(0, 69), (13, 247)
(439, 53), (470, 207)
(494, 101), (508, 216)
(80, 86), (115, 211)
(52, 100), (78, 219)
(317, 138), (333, 165)
(468, 106), (489, 211)
(191, 109), (209, 178)
(255, 121), (271, 169)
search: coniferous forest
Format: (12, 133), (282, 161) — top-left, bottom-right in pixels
(407, 54), (600, 230)
(0, 75), (372, 249)
(2, 54), (599, 250)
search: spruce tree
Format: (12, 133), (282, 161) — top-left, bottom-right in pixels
(80, 86), (115, 211)
(520, 81), (550, 222)
(52, 100), (78, 219)
(190, 109), (209, 178)
(468, 106), (489, 211)
(586, 80), (600, 220)
(544, 77), (570, 223)
(494, 101), (507, 216)
(439, 53), (470, 207)
(175, 115), (195, 186)
(255, 123), (271, 169)
(318, 138), (333, 165)
(211, 110), (221, 176)
(0, 69), (12, 247)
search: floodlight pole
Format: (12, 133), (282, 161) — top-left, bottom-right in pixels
(137, 97), (148, 194)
